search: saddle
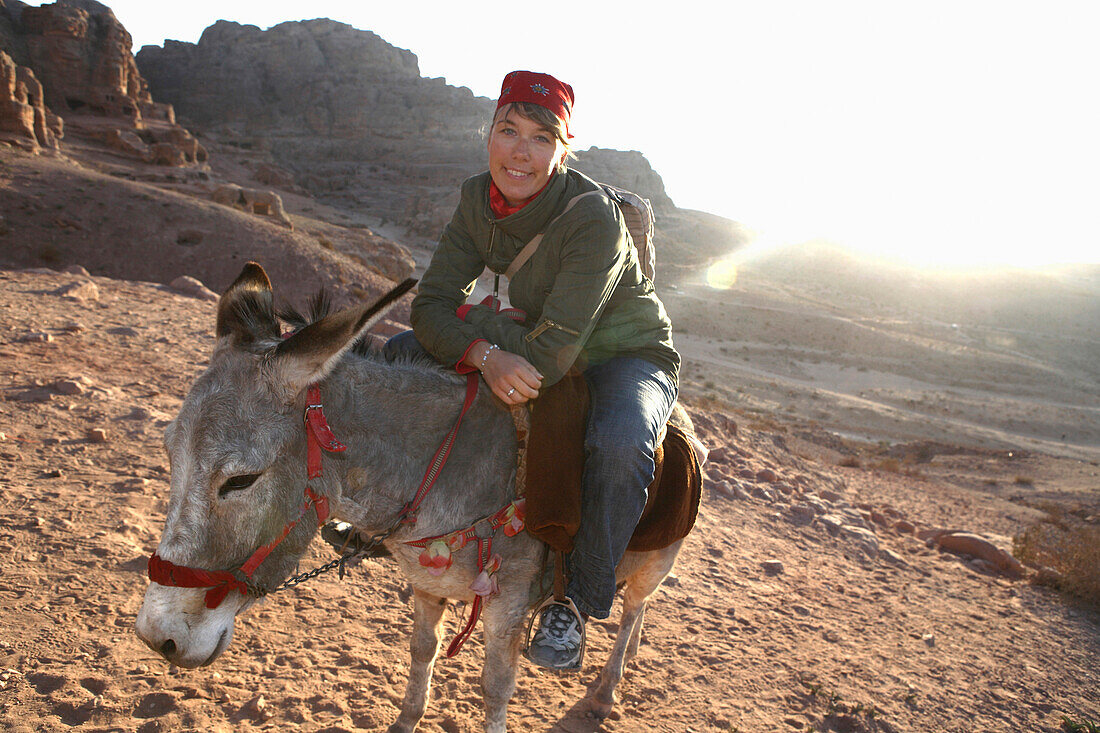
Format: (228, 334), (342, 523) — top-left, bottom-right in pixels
(520, 371), (702, 554)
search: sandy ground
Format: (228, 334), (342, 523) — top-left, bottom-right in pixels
(1, 267), (1098, 732)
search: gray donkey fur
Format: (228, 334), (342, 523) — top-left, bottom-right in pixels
(135, 263), (692, 732)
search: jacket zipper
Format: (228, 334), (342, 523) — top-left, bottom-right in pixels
(487, 221), (497, 258)
(525, 319), (580, 343)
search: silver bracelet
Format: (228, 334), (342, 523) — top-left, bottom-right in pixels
(479, 343), (499, 371)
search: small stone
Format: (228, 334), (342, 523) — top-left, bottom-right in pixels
(62, 321), (86, 332)
(107, 327), (140, 337)
(53, 281), (99, 301)
(54, 379), (85, 395)
(62, 265), (91, 276)
(788, 503), (815, 525)
(18, 332), (52, 343)
(820, 489), (842, 502)
(894, 520), (917, 534)
(738, 468), (757, 480)
(752, 464), (778, 482)
(170, 275), (219, 302)
(752, 486), (776, 502)
(88, 428), (108, 443)
(244, 694), (266, 716)
(762, 560), (784, 575)
(819, 514), (844, 535)
(42, 469), (62, 479)
(880, 548), (907, 565)
(870, 510), (891, 526)
(662, 574), (680, 587)
(921, 632), (935, 646)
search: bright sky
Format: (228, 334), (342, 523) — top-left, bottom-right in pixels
(22, 0), (1100, 266)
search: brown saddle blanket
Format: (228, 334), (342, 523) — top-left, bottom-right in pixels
(522, 371), (702, 554)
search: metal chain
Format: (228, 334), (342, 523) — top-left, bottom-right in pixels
(269, 524), (400, 595)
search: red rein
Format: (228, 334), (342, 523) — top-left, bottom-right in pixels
(147, 385), (338, 609)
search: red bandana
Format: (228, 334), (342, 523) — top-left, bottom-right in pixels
(496, 70), (574, 138)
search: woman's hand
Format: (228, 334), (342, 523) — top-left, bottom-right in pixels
(466, 342), (542, 405)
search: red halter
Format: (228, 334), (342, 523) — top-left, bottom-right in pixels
(147, 385), (338, 608)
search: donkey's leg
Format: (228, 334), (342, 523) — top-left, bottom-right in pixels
(624, 602), (647, 663)
(388, 587), (447, 733)
(591, 544), (681, 719)
(590, 585), (648, 719)
(480, 598), (527, 733)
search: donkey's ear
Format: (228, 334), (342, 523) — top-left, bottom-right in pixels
(273, 278), (416, 391)
(216, 262), (281, 344)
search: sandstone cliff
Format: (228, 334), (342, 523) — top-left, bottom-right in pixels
(0, 0), (205, 166)
(136, 18), (744, 275)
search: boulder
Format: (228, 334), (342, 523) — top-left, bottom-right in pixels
(934, 532), (1027, 578)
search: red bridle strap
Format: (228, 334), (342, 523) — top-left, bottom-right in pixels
(147, 385), (339, 609)
(398, 372), (480, 523)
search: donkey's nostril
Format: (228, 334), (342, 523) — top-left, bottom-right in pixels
(159, 639), (177, 658)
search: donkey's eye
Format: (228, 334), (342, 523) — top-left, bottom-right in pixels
(219, 473), (261, 497)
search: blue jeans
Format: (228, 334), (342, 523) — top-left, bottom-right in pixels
(567, 357), (677, 618)
(383, 332), (677, 619)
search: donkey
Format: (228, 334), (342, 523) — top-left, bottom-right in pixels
(135, 263), (695, 732)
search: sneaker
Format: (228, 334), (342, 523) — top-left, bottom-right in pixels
(525, 602), (584, 672)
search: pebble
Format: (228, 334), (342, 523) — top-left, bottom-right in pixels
(62, 265), (91, 276)
(53, 281), (99, 301)
(819, 489), (842, 502)
(756, 468), (778, 483)
(62, 322), (86, 332)
(18, 332), (52, 343)
(894, 519), (917, 534)
(88, 428), (108, 443)
(54, 379), (85, 395)
(788, 503), (815, 525)
(752, 486), (776, 502)
(762, 560), (785, 575)
(107, 327), (140, 337)
(819, 514), (844, 535)
(170, 275), (219, 301)
(880, 548), (907, 565)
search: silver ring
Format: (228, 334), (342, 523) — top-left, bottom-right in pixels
(507, 388), (516, 396)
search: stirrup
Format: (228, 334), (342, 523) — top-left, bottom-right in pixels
(522, 595), (586, 674)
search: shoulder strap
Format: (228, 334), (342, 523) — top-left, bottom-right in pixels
(504, 190), (605, 280)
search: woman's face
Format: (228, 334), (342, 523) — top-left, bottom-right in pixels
(487, 108), (566, 207)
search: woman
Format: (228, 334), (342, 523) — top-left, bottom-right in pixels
(405, 70), (679, 671)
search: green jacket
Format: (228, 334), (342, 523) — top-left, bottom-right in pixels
(411, 167), (680, 387)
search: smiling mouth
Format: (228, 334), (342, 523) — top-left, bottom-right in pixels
(504, 168), (531, 179)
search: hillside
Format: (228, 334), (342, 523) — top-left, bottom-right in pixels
(0, 2), (1098, 731)
(0, 267), (1097, 732)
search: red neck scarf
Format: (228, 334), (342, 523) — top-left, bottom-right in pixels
(489, 175), (553, 219)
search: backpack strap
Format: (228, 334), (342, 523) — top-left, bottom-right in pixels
(504, 190), (605, 280)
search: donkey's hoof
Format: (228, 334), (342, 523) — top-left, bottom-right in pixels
(585, 697), (617, 720)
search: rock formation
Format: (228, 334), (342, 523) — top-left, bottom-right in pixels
(211, 183), (293, 229)
(0, 48), (62, 151)
(135, 18), (706, 259)
(0, 0), (205, 165)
